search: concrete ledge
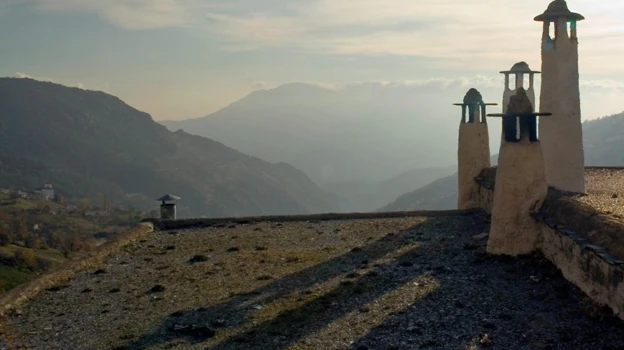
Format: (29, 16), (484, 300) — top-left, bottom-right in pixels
(0, 222), (154, 316)
(585, 166), (624, 170)
(142, 209), (478, 231)
(540, 189), (624, 260)
(534, 213), (624, 320)
(474, 166), (624, 190)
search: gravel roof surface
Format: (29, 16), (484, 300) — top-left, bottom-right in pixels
(577, 168), (624, 217)
(2, 214), (624, 350)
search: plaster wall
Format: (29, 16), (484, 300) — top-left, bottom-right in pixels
(488, 139), (548, 255)
(538, 217), (624, 321)
(475, 184), (494, 215)
(539, 20), (585, 193)
(458, 122), (491, 210)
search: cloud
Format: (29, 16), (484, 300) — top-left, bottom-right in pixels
(249, 81), (267, 90)
(0, 0), (20, 14)
(340, 76), (501, 90)
(23, 0), (624, 74)
(30, 0), (212, 30)
(13, 72), (54, 82)
(202, 0), (623, 74)
(580, 79), (624, 90)
(268, 75), (624, 97)
(13, 73), (95, 91)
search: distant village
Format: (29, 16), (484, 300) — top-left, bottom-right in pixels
(0, 184), (153, 218)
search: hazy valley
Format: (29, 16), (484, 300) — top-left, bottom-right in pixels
(161, 82), (508, 211)
(162, 81), (624, 213)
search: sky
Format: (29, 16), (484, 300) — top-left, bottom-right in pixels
(0, 0), (623, 121)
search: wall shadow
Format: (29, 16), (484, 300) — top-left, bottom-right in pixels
(118, 216), (485, 349)
(346, 252), (624, 349)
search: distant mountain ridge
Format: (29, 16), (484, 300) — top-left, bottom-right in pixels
(383, 112), (624, 211)
(583, 112), (624, 166)
(160, 81), (507, 212)
(160, 82), (487, 186)
(0, 78), (341, 218)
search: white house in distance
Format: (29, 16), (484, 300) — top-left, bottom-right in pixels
(41, 184), (55, 200)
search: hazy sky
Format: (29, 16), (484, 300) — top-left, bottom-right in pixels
(0, 0), (623, 120)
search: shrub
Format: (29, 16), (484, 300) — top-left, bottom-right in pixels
(25, 234), (45, 249)
(14, 216), (29, 243)
(15, 248), (37, 270)
(0, 226), (13, 246)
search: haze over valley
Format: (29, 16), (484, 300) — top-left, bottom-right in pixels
(2, 0), (624, 216)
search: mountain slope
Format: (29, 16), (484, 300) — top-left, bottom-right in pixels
(383, 111), (624, 212)
(381, 154), (499, 211)
(160, 82), (490, 185)
(0, 78), (341, 218)
(322, 165), (455, 212)
(583, 112), (624, 166)
(380, 173), (458, 212)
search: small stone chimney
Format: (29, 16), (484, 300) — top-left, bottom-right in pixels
(453, 88), (497, 210)
(157, 194), (181, 220)
(486, 88), (552, 256)
(500, 61), (540, 109)
(499, 62), (540, 144)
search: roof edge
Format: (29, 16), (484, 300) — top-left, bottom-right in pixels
(143, 209), (480, 231)
(0, 222), (154, 317)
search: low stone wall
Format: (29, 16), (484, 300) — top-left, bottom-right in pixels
(143, 209), (478, 231)
(533, 211), (624, 320)
(535, 189), (624, 320)
(475, 168), (624, 319)
(541, 190), (624, 260)
(0, 222), (154, 315)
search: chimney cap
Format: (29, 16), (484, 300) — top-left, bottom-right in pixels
(463, 88), (483, 105)
(499, 61), (541, 74)
(157, 194), (181, 202)
(452, 88), (497, 106)
(534, 0), (584, 22)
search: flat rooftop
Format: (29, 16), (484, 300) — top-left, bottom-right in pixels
(2, 213), (623, 349)
(577, 167), (624, 218)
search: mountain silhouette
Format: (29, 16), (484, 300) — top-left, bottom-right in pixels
(0, 78), (341, 218)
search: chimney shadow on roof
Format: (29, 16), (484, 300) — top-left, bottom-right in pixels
(347, 252), (624, 349)
(118, 216), (485, 349)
